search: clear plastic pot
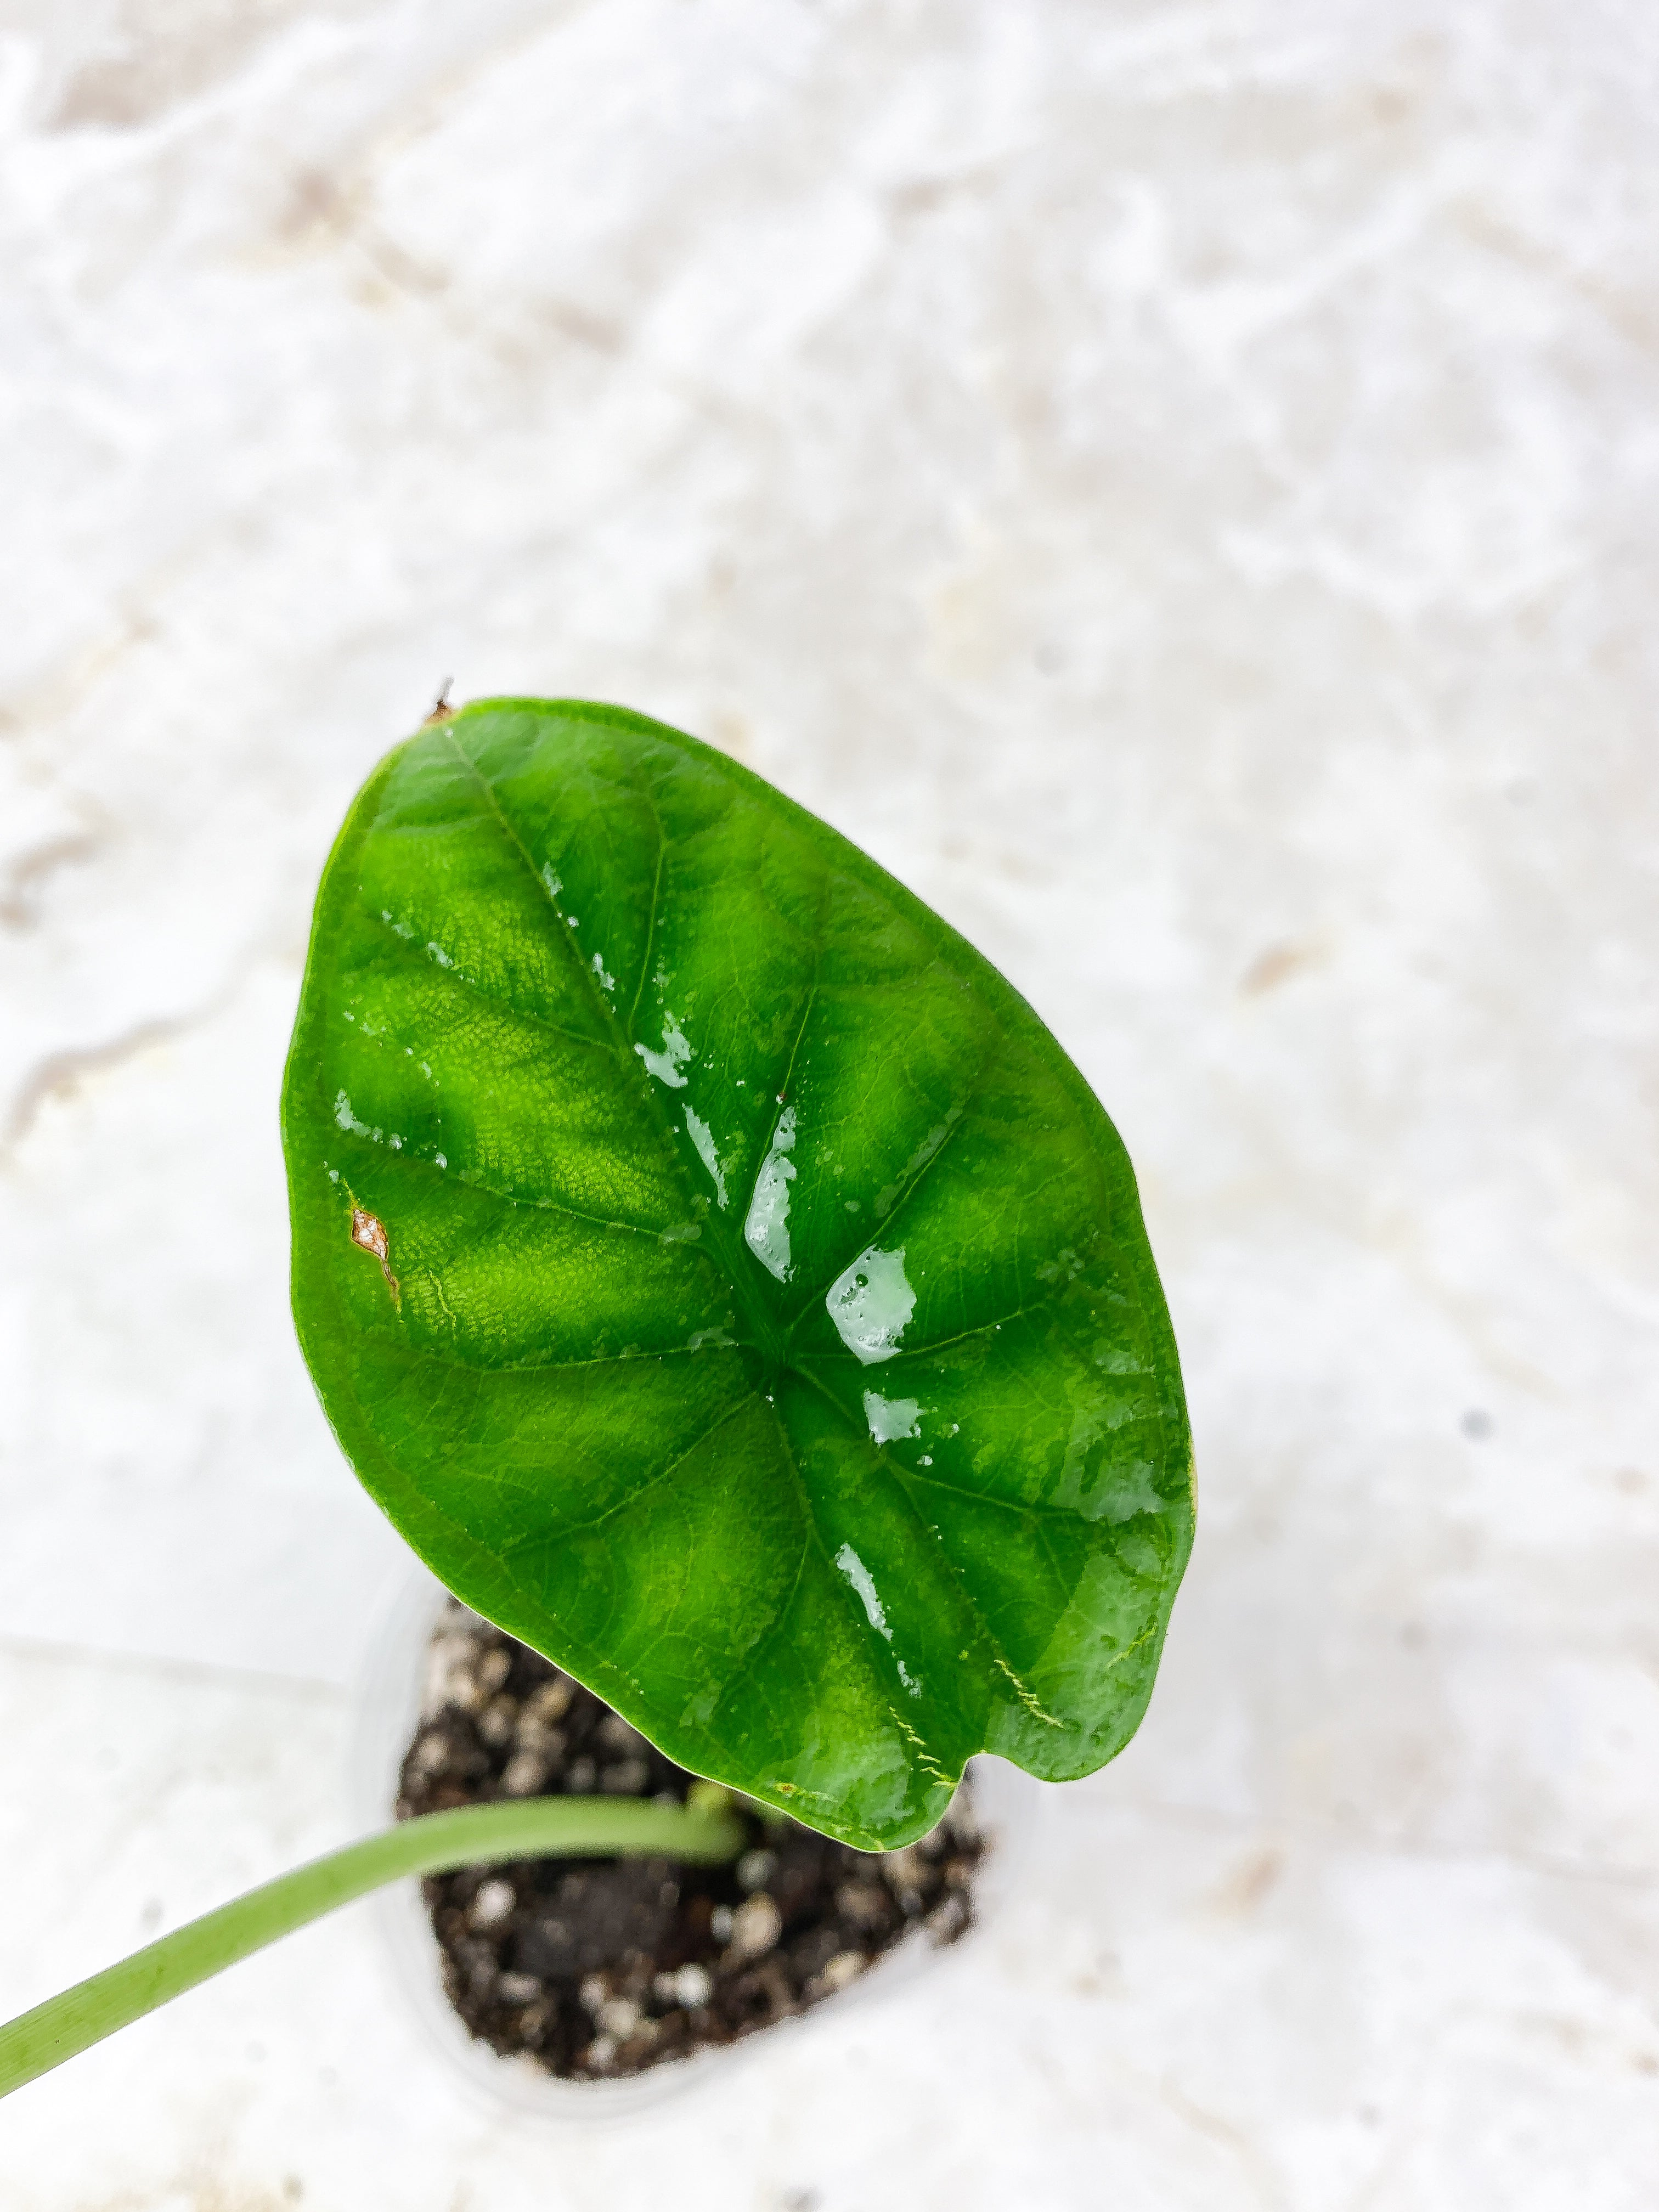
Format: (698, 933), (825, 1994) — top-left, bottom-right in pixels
(349, 1566), (1045, 2121)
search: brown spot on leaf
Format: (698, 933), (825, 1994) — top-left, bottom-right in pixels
(422, 679), (456, 725)
(351, 1207), (400, 1302)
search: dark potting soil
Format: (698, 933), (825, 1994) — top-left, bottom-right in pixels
(396, 1600), (985, 2079)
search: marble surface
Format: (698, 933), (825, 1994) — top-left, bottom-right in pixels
(2, 1), (1657, 2203)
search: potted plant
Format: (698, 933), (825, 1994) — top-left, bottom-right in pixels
(0, 696), (1194, 2098)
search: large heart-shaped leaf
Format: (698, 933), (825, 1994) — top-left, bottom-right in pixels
(284, 700), (1193, 1848)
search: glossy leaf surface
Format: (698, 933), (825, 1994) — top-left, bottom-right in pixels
(284, 701), (1194, 1848)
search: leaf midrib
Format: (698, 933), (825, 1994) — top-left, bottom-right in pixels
(434, 715), (1043, 1536)
(442, 718), (789, 1368)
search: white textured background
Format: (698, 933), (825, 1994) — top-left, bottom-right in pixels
(2, 2), (1657, 2205)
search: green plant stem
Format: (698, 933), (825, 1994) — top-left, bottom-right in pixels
(0, 1792), (743, 2101)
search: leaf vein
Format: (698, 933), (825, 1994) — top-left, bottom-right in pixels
(332, 1132), (678, 1242)
(793, 1368), (1068, 1731)
(500, 1396), (752, 1544)
(369, 915), (618, 1059)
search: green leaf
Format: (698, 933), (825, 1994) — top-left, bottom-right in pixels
(283, 700), (1194, 1849)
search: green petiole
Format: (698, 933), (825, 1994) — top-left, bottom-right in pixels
(0, 1790), (743, 2101)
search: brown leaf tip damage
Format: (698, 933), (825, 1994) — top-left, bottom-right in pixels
(351, 1206), (400, 1302)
